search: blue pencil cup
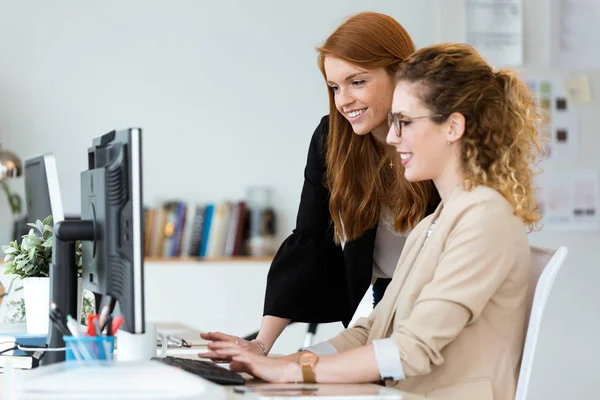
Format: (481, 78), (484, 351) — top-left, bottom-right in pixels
(64, 336), (115, 361)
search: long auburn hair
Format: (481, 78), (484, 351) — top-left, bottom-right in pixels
(396, 43), (542, 230)
(317, 12), (438, 243)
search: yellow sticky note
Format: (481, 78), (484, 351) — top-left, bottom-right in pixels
(565, 74), (593, 106)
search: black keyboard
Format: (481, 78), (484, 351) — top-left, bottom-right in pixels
(152, 356), (246, 385)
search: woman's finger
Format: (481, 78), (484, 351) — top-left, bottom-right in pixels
(214, 346), (254, 358)
(207, 341), (246, 351)
(197, 350), (231, 360)
(214, 348), (241, 357)
(200, 331), (237, 342)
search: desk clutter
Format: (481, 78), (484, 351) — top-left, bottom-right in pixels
(0, 332), (48, 370)
(50, 303), (121, 362)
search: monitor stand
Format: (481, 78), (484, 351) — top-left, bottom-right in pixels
(42, 220), (94, 366)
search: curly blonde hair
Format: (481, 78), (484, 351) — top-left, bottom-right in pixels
(396, 43), (543, 230)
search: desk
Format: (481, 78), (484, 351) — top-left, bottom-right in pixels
(0, 356), (426, 400)
(0, 323), (426, 400)
(0, 375), (425, 400)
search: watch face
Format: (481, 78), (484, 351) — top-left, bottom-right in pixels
(299, 352), (318, 366)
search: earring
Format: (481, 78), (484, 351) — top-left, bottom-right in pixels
(447, 139), (453, 145)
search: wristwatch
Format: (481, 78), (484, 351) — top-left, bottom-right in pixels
(297, 352), (319, 383)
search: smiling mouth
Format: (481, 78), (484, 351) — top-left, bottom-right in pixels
(346, 108), (367, 118)
(399, 152), (413, 166)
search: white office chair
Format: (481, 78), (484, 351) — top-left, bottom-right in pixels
(514, 245), (568, 400)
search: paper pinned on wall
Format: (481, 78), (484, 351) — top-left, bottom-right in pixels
(565, 74), (594, 106)
(466, 0), (523, 67)
(537, 168), (600, 231)
(550, 0), (600, 70)
(526, 76), (580, 162)
(550, 111), (580, 161)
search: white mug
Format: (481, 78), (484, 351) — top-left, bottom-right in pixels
(116, 321), (167, 361)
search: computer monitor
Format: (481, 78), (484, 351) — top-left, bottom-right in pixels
(24, 153), (65, 226)
(80, 128), (145, 334)
(43, 128), (145, 365)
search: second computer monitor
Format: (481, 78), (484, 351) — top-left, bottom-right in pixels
(24, 154), (65, 226)
(80, 128), (145, 334)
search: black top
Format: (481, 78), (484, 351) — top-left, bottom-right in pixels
(263, 115), (439, 327)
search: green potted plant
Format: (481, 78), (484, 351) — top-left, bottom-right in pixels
(1, 216), (83, 334)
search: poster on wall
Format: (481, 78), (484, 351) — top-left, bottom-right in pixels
(536, 168), (600, 231)
(550, 0), (600, 70)
(466, 0), (523, 67)
(526, 77), (580, 163)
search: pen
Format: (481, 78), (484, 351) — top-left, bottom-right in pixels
(66, 315), (94, 360)
(49, 302), (70, 334)
(93, 316), (101, 337)
(98, 305), (110, 331)
(66, 315), (83, 338)
(49, 313), (70, 336)
(93, 318), (107, 360)
(106, 315), (113, 336)
(111, 316), (124, 333)
(87, 314), (96, 337)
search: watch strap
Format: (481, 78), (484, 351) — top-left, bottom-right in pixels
(301, 363), (317, 383)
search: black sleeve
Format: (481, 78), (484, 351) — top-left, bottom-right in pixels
(263, 115), (350, 323)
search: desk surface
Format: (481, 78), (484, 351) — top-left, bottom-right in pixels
(0, 375), (425, 400)
(0, 323), (426, 400)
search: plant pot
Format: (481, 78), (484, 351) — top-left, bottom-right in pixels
(22, 277), (83, 334)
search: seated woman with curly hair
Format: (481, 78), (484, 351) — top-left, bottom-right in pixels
(207, 43), (543, 400)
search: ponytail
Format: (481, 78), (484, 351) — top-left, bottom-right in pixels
(396, 43), (543, 230)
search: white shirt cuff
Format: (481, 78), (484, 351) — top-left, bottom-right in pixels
(300, 341), (339, 356)
(372, 338), (406, 381)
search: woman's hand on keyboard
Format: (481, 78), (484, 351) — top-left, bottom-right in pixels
(199, 331), (266, 361)
(212, 341), (302, 383)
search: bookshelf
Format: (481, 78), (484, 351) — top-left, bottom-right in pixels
(144, 256), (273, 263)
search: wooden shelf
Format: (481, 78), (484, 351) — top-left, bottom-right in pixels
(144, 256), (273, 263)
(1, 257), (273, 265)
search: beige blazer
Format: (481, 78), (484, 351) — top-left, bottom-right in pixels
(328, 185), (530, 400)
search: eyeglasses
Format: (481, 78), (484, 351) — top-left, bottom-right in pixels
(387, 112), (444, 137)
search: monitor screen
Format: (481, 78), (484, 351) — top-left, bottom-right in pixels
(24, 154), (64, 226)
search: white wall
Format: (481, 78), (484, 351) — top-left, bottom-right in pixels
(0, 0), (437, 247)
(439, 1), (600, 398)
(438, 0), (600, 260)
(0, 0), (437, 358)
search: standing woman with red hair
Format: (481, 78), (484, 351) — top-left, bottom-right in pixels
(201, 12), (439, 357)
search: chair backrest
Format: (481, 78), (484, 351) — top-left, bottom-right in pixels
(524, 246), (555, 332)
(515, 246), (568, 400)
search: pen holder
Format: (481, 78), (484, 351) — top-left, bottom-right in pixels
(63, 336), (116, 362)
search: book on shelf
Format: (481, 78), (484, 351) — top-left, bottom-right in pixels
(206, 202), (231, 257)
(178, 203), (195, 257)
(143, 200), (249, 259)
(199, 204), (214, 257)
(184, 204), (205, 257)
